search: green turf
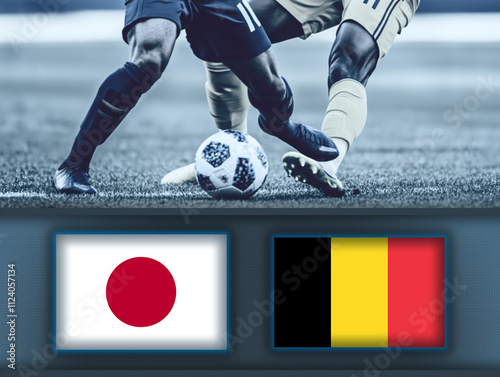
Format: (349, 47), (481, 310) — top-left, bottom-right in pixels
(1, 41), (499, 208)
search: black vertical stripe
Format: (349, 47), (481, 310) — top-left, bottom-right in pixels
(274, 237), (331, 347)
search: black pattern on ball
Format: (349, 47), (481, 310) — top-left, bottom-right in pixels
(224, 130), (247, 143)
(233, 158), (255, 191)
(256, 147), (267, 168)
(202, 141), (230, 168)
(197, 173), (216, 191)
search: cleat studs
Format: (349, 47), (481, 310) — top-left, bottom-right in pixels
(283, 162), (288, 167)
(302, 179), (307, 183)
(311, 166), (318, 174)
(291, 163), (296, 169)
(295, 176), (300, 182)
(299, 158), (306, 167)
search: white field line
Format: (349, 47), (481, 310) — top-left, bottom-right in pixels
(0, 192), (50, 198)
(0, 11), (499, 45)
(0, 191), (191, 199)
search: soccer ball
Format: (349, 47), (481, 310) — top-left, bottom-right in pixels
(195, 130), (268, 199)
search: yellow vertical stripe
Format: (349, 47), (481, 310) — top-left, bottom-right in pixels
(331, 238), (388, 347)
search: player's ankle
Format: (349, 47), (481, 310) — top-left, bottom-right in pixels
(249, 77), (294, 129)
(320, 159), (338, 175)
(57, 158), (89, 171)
(325, 137), (348, 174)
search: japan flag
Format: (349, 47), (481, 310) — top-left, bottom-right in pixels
(55, 233), (228, 351)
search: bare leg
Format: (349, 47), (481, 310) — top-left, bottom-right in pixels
(224, 51), (285, 103)
(128, 18), (178, 79)
(327, 21), (378, 88)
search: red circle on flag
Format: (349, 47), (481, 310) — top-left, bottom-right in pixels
(106, 257), (176, 327)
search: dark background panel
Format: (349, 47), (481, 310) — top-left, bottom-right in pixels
(0, 211), (499, 374)
(25, 371), (500, 377)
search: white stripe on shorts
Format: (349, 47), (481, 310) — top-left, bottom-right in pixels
(237, 2), (256, 32)
(242, 0), (261, 27)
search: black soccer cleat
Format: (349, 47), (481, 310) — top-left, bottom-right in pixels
(259, 116), (339, 162)
(53, 167), (97, 195)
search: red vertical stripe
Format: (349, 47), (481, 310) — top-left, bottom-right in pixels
(388, 238), (445, 347)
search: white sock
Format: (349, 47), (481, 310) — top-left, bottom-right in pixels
(322, 138), (348, 175)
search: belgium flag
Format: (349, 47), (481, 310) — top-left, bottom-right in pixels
(274, 237), (445, 348)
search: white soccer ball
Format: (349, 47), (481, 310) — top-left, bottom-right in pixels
(195, 130), (268, 199)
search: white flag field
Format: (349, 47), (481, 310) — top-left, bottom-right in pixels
(55, 233), (228, 351)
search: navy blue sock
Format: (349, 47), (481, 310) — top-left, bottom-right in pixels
(247, 76), (294, 133)
(60, 62), (156, 171)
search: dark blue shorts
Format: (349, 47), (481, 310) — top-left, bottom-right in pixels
(123, 0), (272, 62)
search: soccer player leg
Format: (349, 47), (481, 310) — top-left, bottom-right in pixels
(224, 52), (338, 162)
(282, 21), (373, 197)
(204, 61), (250, 132)
(185, 0), (338, 162)
(319, 21), (375, 174)
(161, 0), (304, 186)
(324, 0), (418, 168)
(161, 60), (250, 185)
(284, 0), (418, 196)
(55, 17), (179, 194)
(204, 0), (307, 133)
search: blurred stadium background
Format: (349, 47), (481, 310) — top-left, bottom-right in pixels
(0, 0), (499, 207)
(1, 0), (500, 13)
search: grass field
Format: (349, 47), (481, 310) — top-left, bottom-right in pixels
(1, 34), (499, 208)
